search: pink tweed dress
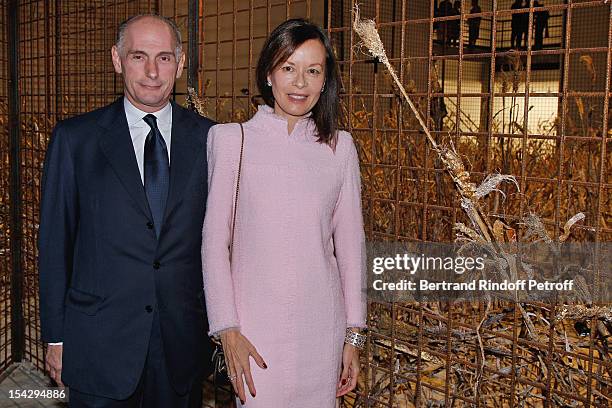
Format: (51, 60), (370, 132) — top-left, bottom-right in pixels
(201, 105), (366, 408)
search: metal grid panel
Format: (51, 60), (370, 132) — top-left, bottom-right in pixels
(3, 0), (609, 406)
(328, 0), (610, 406)
(197, 0), (318, 122)
(54, 0), (157, 119)
(18, 0), (54, 373)
(159, 0), (190, 102)
(0, 0), (12, 373)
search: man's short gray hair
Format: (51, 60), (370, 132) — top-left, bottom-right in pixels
(116, 14), (183, 60)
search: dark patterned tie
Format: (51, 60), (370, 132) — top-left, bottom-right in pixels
(143, 114), (169, 238)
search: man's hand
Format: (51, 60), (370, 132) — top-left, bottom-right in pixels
(45, 344), (64, 387)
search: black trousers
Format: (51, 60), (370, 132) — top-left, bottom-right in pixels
(68, 310), (203, 408)
(511, 29), (524, 49)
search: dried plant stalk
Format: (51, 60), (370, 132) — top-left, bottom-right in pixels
(187, 83), (212, 117)
(352, 4), (510, 248)
(351, 5), (603, 404)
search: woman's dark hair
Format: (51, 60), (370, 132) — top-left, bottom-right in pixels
(256, 19), (340, 146)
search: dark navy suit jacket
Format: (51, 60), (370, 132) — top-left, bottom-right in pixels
(38, 98), (215, 399)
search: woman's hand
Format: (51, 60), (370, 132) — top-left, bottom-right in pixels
(220, 329), (267, 404)
(336, 342), (360, 397)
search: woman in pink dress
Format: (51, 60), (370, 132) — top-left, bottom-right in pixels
(202, 19), (367, 407)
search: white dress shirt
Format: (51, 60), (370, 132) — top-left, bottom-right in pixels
(123, 97), (172, 184)
(47, 98), (173, 346)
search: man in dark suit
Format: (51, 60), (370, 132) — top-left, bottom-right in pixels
(38, 14), (215, 407)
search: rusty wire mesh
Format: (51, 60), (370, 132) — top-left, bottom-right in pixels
(0, 0), (11, 374)
(0, 0), (610, 407)
(195, 0), (320, 121)
(328, 0), (611, 406)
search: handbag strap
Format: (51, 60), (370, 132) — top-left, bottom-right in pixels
(229, 123), (244, 262)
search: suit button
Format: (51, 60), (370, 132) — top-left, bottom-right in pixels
(153, 261), (160, 269)
(145, 305), (153, 313)
(146, 222), (154, 229)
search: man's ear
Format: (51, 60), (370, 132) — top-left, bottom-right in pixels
(176, 52), (186, 79)
(111, 45), (123, 74)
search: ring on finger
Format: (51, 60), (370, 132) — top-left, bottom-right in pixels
(227, 374), (237, 381)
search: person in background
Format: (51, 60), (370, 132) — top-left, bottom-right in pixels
(511, 0), (524, 49)
(468, 0), (482, 48)
(449, 0), (462, 46)
(520, 0), (531, 48)
(434, 0), (440, 35)
(202, 18), (367, 407)
(437, 0), (454, 44)
(39, 14), (215, 407)
(533, 0), (550, 50)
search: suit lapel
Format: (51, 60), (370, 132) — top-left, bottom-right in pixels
(98, 98), (152, 219)
(162, 101), (204, 222)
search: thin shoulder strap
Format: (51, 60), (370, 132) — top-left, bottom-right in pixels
(229, 123), (244, 262)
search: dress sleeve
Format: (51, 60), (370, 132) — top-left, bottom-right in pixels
(201, 124), (242, 336)
(332, 134), (367, 329)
